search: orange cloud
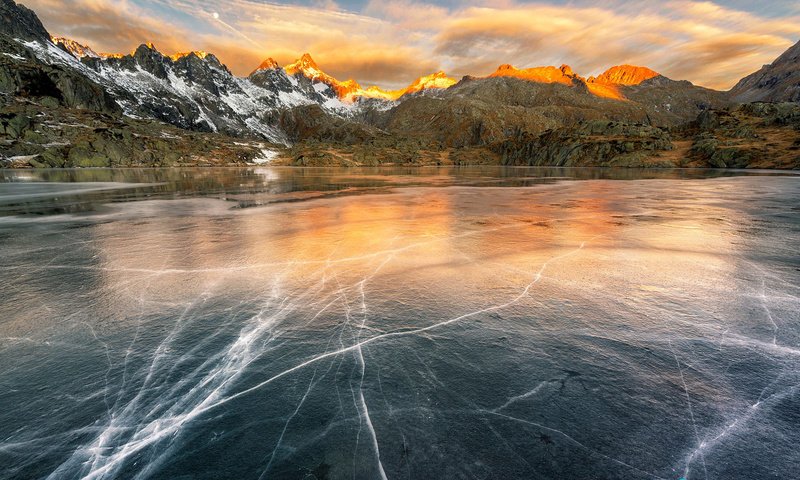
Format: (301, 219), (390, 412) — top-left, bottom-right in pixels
(25, 0), (188, 55)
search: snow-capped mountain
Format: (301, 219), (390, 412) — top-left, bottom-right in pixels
(272, 52), (456, 102)
(247, 53), (365, 112)
(33, 39), (346, 143)
(22, 29), (461, 144)
(52, 37), (100, 59)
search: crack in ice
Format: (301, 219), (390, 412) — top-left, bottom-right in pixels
(670, 341), (708, 480)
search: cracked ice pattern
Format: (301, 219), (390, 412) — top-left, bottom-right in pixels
(0, 167), (799, 480)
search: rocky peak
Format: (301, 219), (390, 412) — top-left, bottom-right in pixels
(286, 53), (320, 76)
(170, 51), (210, 62)
(405, 71), (457, 93)
(773, 39), (800, 65)
(299, 53), (317, 66)
(330, 78), (363, 100)
(52, 37), (100, 59)
(134, 43), (162, 58)
(171, 51), (225, 73)
(283, 53), (366, 101)
(353, 71), (457, 102)
(252, 57), (279, 73)
(0, 0), (50, 42)
(131, 43), (169, 79)
(489, 64), (578, 85)
(559, 64), (576, 77)
(588, 65), (660, 86)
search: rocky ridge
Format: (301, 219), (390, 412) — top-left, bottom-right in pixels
(730, 40), (800, 103)
(0, 0), (47, 42)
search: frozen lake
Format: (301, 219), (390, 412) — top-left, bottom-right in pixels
(1, 167), (798, 479)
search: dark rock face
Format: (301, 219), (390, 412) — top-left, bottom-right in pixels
(172, 53), (226, 95)
(730, 40), (800, 103)
(0, 1), (119, 114)
(0, 0), (49, 42)
(497, 120), (674, 167)
(0, 36), (119, 114)
(80, 44), (276, 136)
(248, 66), (296, 93)
(130, 44), (169, 79)
(279, 104), (378, 143)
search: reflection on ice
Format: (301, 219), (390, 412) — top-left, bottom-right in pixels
(0, 169), (798, 479)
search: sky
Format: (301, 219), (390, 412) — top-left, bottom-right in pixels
(23, 0), (800, 90)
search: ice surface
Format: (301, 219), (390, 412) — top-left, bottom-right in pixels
(0, 167), (798, 479)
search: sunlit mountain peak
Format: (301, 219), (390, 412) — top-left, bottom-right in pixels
(253, 57), (279, 71)
(489, 64), (577, 85)
(404, 71), (457, 93)
(285, 53), (322, 76)
(588, 65), (660, 86)
(350, 71), (456, 101)
(51, 36), (99, 59)
(282, 53), (367, 101)
(169, 51), (211, 62)
(584, 65), (660, 100)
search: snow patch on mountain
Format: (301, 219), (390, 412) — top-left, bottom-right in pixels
(2, 52), (25, 60)
(251, 148), (280, 164)
(52, 37), (99, 58)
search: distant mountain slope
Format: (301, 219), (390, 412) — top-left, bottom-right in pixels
(730, 39), (800, 103)
(378, 71), (727, 148)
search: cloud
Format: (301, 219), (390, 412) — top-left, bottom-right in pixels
(363, 0), (449, 30)
(23, 0), (438, 88)
(432, 1), (800, 88)
(25, 0), (189, 55)
(21, 0), (800, 90)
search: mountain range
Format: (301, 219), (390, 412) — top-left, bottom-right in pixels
(1, 0), (798, 169)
